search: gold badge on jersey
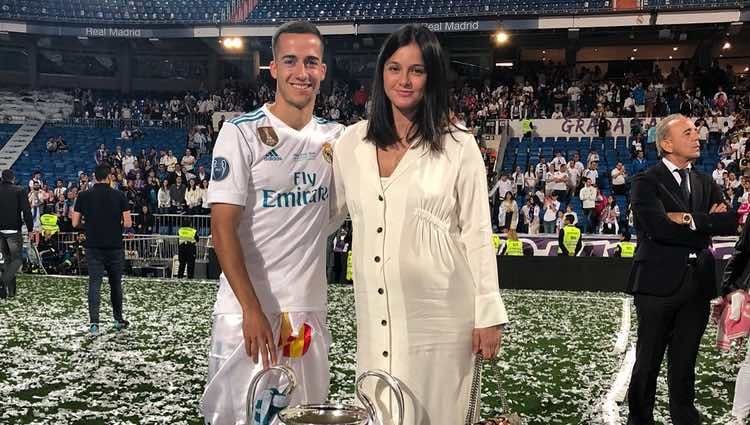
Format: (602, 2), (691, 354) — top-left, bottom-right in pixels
(257, 127), (279, 147)
(322, 142), (333, 163)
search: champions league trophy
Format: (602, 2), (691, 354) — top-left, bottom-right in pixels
(247, 365), (405, 425)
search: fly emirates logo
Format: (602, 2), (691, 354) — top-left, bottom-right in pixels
(262, 172), (329, 208)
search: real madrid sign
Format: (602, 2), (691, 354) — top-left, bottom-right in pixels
(84, 27), (143, 37)
(358, 20), (497, 34)
(421, 21), (481, 32)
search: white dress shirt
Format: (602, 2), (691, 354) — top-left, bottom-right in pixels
(661, 157), (695, 230)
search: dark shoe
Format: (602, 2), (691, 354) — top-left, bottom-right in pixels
(114, 319), (129, 331)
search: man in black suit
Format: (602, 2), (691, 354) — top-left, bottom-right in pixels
(627, 114), (738, 425)
(0, 170), (33, 299)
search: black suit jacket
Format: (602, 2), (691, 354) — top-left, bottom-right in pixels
(628, 161), (738, 297)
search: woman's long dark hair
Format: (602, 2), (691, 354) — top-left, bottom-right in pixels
(366, 24), (456, 152)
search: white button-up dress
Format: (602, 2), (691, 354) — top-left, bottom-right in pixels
(332, 121), (509, 425)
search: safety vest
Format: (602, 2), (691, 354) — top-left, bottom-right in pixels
(40, 213), (59, 235)
(618, 241), (636, 258)
(505, 239), (523, 256)
(178, 226), (197, 244)
(558, 225), (581, 256)
(491, 234), (502, 254)
(346, 251), (353, 281)
(521, 119), (533, 134)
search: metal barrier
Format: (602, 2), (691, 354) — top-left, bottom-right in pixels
(31, 231), (212, 277)
(154, 214), (211, 236)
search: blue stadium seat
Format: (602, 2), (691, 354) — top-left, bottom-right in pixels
(13, 125), (188, 186)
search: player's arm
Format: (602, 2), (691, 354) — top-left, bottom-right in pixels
(206, 122), (277, 369)
(211, 205), (264, 313)
(211, 204), (276, 368)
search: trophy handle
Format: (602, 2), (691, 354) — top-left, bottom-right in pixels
(246, 365), (298, 423)
(355, 370), (405, 425)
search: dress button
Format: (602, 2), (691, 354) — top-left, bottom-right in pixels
(378, 195), (384, 201)
(381, 320), (387, 326)
(377, 227), (383, 233)
(374, 256), (381, 262)
(382, 351), (389, 357)
(377, 288), (384, 294)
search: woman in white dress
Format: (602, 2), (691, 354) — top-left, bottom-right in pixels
(331, 24), (508, 425)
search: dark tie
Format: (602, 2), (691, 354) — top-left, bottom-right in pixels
(675, 168), (691, 206)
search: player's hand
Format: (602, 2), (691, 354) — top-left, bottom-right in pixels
(242, 308), (278, 369)
(472, 325), (503, 359)
(710, 203), (727, 214)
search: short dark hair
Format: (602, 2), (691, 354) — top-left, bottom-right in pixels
(564, 214), (575, 224)
(1, 169), (14, 183)
(94, 164), (110, 182)
(272, 21), (323, 58)
(366, 24), (456, 153)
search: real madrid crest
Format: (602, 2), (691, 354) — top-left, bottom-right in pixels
(322, 142), (333, 163)
(257, 126), (279, 147)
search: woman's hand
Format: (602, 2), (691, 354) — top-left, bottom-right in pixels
(472, 325), (503, 358)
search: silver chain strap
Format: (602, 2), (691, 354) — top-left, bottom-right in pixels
(464, 354), (483, 425)
(465, 353), (514, 425)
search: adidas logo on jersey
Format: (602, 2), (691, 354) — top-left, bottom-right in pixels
(263, 149), (283, 161)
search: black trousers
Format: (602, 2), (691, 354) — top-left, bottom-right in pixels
(332, 251), (349, 284)
(178, 243), (196, 279)
(0, 232), (22, 299)
(86, 248), (125, 324)
(627, 266), (710, 425)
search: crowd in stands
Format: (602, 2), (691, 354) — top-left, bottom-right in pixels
(27, 145), (211, 241)
(451, 61), (748, 130)
(490, 112), (749, 237)
(68, 78), (370, 127)
(22, 59), (750, 244)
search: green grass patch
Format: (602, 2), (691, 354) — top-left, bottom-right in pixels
(0, 276), (739, 424)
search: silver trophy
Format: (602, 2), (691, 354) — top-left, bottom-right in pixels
(247, 365), (405, 425)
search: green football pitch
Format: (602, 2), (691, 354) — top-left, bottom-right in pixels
(0, 276), (739, 424)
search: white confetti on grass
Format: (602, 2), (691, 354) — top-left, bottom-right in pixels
(616, 301), (740, 424)
(0, 278), (738, 424)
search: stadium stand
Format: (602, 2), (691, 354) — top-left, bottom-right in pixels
(12, 125), (187, 186)
(0, 0), (741, 24)
(0, 0), (236, 23)
(0, 124), (20, 150)
(0, 90), (73, 122)
(245, 0), (741, 22)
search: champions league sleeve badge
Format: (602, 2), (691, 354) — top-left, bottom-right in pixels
(257, 127), (279, 147)
(212, 157), (230, 181)
(322, 142), (333, 163)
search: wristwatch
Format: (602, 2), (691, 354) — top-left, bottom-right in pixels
(682, 213), (693, 226)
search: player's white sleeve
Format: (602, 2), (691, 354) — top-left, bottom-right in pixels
(206, 122), (254, 207)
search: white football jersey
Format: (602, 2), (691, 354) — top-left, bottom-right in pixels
(207, 104), (344, 314)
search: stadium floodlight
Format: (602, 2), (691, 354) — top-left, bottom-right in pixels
(669, 56), (673, 60)
(495, 62), (513, 67)
(745, 67), (749, 72)
(632, 48), (638, 52)
(221, 37), (243, 49)
(494, 31), (509, 45)
(723, 41), (732, 50)
(673, 47), (678, 51)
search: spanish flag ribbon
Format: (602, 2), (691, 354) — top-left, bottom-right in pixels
(278, 313), (312, 359)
